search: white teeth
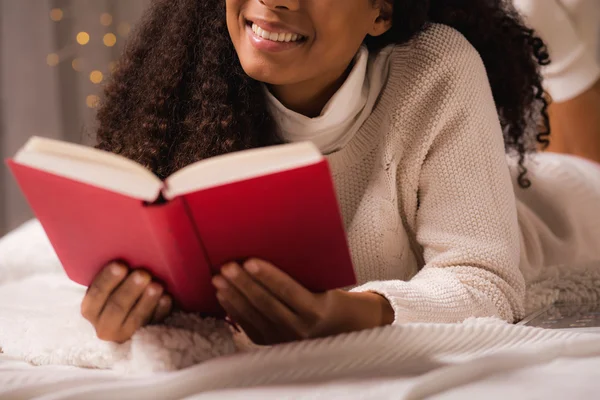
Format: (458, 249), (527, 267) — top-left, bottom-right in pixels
(251, 23), (303, 43)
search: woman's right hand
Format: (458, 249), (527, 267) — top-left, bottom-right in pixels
(81, 262), (173, 343)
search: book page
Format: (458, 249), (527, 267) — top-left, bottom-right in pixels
(163, 142), (323, 199)
(14, 136), (163, 202)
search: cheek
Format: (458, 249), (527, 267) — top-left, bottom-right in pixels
(225, 10), (237, 35)
(225, 0), (244, 45)
(309, 18), (368, 68)
(315, 10), (371, 49)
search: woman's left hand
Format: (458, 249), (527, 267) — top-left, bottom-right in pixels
(212, 259), (394, 345)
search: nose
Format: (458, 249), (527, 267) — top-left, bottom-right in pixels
(259, 0), (300, 11)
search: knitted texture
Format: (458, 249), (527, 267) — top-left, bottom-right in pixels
(324, 24), (600, 325)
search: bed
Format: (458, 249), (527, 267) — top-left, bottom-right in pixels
(2, 221), (600, 399)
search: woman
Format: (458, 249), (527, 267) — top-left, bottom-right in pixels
(77, 0), (600, 345)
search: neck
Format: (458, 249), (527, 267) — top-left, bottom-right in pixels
(268, 63), (353, 118)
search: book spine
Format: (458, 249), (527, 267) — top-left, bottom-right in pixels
(143, 198), (220, 314)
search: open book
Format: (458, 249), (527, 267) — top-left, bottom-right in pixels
(7, 137), (356, 314)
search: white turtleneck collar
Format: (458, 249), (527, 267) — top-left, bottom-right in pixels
(265, 45), (394, 154)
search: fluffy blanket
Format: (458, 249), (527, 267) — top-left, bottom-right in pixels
(0, 220), (244, 374)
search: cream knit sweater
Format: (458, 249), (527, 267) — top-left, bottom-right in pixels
(311, 24), (600, 324)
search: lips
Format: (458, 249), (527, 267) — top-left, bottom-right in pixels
(243, 18), (307, 52)
(251, 23), (305, 43)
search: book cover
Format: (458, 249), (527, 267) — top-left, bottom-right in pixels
(6, 140), (357, 314)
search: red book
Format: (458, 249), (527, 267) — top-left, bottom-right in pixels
(6, 137), (356, 315)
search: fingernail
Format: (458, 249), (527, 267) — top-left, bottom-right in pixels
(110, 264), (126, 276)
(212, 276), (229, 289)
(244, 260), (260, 274)
(133, 272), (149, 285)
(221, 263), (239, 279)
(159, 296), (171, 307)
(147, 284), (161, 297)
(225, 318), (241, 332)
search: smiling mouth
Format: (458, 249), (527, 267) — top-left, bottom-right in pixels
(246, 21), (306, 43)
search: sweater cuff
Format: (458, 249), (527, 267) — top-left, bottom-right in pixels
(543, 48), (600, 103)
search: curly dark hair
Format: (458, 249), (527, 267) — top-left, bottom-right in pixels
(95, 0), (550, 188)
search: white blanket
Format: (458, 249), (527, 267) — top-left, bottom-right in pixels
(2, 321), (600, 399)
(1, 219), (600, 399)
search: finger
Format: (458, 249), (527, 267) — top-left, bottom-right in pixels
(121, 283), (163, 337)
(151, 295), (173, 324)
(216, 291), (268, 346)
(214, 275), (280, 344)
(96, 270), (152, 332)
(242, 259), (317, 315)
(216, 278), (301, 345)
(81, 263), (128, 323)
(220, 263), (302, 331)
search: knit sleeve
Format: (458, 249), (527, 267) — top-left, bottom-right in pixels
(351, 33), (526, 324)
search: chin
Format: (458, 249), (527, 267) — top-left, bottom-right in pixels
(238, 57), (296, 86)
